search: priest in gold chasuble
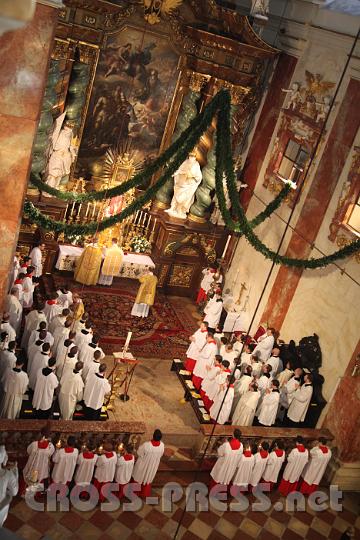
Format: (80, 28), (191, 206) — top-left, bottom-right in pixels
(131, 269), (158, 318)
(74, 243), (103, 286)
(98, 238), (124, 286)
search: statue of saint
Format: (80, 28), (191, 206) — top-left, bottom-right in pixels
(44, 112), (78, 189)
(165, 152), (202, 219)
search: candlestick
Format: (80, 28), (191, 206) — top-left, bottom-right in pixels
(142, 212), (147, 225)
(152, 217), (157, 232)
(221, 234), (231, 259)
(124, 331), (132, 354)
(84, 203), (90, 219)
(134, 210), (139, 225)
(91, 203), (96, 219)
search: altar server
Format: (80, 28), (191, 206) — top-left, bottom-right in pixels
(287, 374), (313, 424)
(52, 436), (79, 485)
(61, 346), (79, 380)
(27, 331), (47, 374)
(300, 438), (332, 495)
(49, 308), (70, 334)
(22, 267), (37, 309)
(115, 446), (135, 498)
(59, 360), (84, 420)
(279, 436), (309, 496)
(23, 429), (55, 485)
(28, 342), (51, 390)
(251, 354), (263, 378)
(75, 320), (93, 350)
(56, 286), (73, 309)
(200, 354), (222, 410)
(221, 342), (237, 370)
(192, 333), (217, 390)
(74, 242), (103, 286)
(27, 321), (53, 353)
(93, 443), (117, 501)
(56, 331), (76, 377)
(82, 350), (102, 382)
(267, 348), (283, 376)
(13, 273), (25, 306)
(132, 429), (164, 498)
(74, 442), (98, 487)
(232, 382), (260, 426)
(44, 293), (62, 323)
(210, 376), (234, 425)
(249, 442), (270, 490)
(196, 267), (216, 304)
(253, 328), (275, 362)
(1, 358), (28, 419)
(5, 288), (22, 336)
(0, 314), (16, 343)
(258, 380), (280, 427)
(0, 341), (17, 382)
(29, 242), (44, 278)
(79, 334), (105, 366)
(203, 291), (223, 333)
(210, 429), (243, 488)
(231, 442), (254, 492)
(83, 363), (111, 420)
(32, 357), (58, 418)
(184, 321), (209, 372)
(21, 304), (46, 348)
(52, 318), (72, 355)
(262, 440), (286, 490)
(0, 459), (18, 527)
(98, 238), (124, 286)
(131, 268), (158, 318)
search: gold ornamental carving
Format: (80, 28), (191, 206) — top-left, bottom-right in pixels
(169, 264), (193, 287)
(158, 264), (169, 286)
(336, 235), (360, 264)
(143, 0), (184, 25)
(189, 72), (210, 93)
(164, 233), (217, 263)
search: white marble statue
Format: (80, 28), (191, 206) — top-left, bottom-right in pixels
(165, 153), (202, 219)
(44, 112), (78, 189)
(282, 82), (301, 110)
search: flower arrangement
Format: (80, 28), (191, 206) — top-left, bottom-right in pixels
(130, 235), (151, 253)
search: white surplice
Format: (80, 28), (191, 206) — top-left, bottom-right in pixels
(4, 294), (22, 336)
(28, 351), (50, 390)
(74, 452), (98, 485)
(301, 446), (332, 486)
(0, 467), (18, 526)
(249, 452), (269, 487)
(115, 455), (135, 484)
(21, 310), (47, 348)
(282, 446), (309, 483)
(267, 355), (282, 376)
(210, 440), (243, 484)
(83, 373), (111, 410)
(253, 334), (274, 362)
(75, 330), (93, 350)
(61, 355), (78, 381)
(59, 370), (84, 420)
(23, 440), (55, 482)
(0, 322), (16, 343)
(1, 368), (28, 419)
(132, 441), (164, 485)
(82, 360), (100, 383)
(52, 325), (70, 355)
(27, 329), (53, 353)
(210, 385), (234, 424)
(32, 369), (58, 411)
(193, 341), (217, 380)
(287, 384), (313, 422)
(0, 350), (16, 381)
(29, 247), (43, 277)
(277, 368), (294, 387)
(232, 452), (255, 487)
(56, 338), (76, 377)
(22, 276), (35, 309)
(44, 301), (62, 324)
(94, 452), (117, 482)
(258, 390), (280, 426)
(79, 343), (105, 366)
(201, 365), (221, 399)
(186, 328), (208, 362)
(279, 376), (300, 409)
(52, 448), (79, 483)
(56, 289), (73, 309)
(232, 390), (260, 426)
(262, 450), (286, 483)
(204, 299), (223, 329)
(49, 314), (66, 335)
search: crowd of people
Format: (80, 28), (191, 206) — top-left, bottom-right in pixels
(186, 266), (314, 426)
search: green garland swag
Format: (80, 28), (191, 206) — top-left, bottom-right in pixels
(24, 90), (360, 269)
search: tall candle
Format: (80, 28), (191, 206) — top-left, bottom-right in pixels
(84, 203), (90, 219)
(221, 234), (231, 258)
(124, 331), (132, 352)
(152, 217), (157, 232)
(91, 203), (96, 219)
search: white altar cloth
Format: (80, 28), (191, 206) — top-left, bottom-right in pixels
(55, 244), (155, 279)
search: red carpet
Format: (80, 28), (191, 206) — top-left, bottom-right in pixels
(54, 277), (198, 359)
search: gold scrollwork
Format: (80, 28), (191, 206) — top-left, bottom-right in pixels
(158, 264), (169, 286)
(189, 71), (210, 93)
(164, 233), (217, 263)
(336, 235), (360, 264)
(51, 39), (71, 61)
(169, 264), (193, 287)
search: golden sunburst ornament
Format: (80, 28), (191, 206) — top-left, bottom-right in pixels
(100, 140), (144, 189)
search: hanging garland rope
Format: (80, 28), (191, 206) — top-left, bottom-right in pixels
(24, 90), (360, 268)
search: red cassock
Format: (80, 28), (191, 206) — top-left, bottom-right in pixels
(196, 288), (208, 305)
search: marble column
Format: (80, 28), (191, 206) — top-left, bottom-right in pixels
(260, 78), (360, 328)
(0, 2), (59, 308)
(240, 53), (297, 211)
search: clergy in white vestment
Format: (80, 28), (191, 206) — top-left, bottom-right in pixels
(44, 294), (62, 324)
(60, 346), (79, 381)
(27, 330), (48, 374)
(253, 328), (275, 362)
(28, 342), (51, 390)
(209, 378), (234, 425)
(0, 341), (17, 383)
(1, 358), (28, 419)
(184, 321), (209, 373)
(279, 436), (309, 496)
(196, 267), (216, 304)
(52, 436), (79, 485)
(29, 243), (44, 278)
(21, 304), (47, 348)
(49, 308), (70, 335)
(300, 438), (332, 495)
(0, 460), (18, 527)
(9, 254), (20, 291)
(251, 355), (263, 378)
(27, 322), (54, 354)
(93, 443), (117, 502)
(22, 267), (37, 309)
(56, 287), (73, 309)
(0, 316), (16, 343)
(74, 446), (98, 486)
(203, 292), (223, 332)
(79, 334), (105, 366)
(56, 333), (76, 379)
(277, 361), (294, 387)
(287, 374), (313, 424)
(5, 289), (22, 336)
(115, 447), (135, 498)
(32, 357), (59, 418)
(249, 442), (270, 489)
(258, 380), (280, 427)
(83, 363), (111, 420)
(254, 365), (272, 414)
(52, 319), (72, 355)
(13, 275), (24, 306)
(200, 355), (222, 410)
(98, 238), (124, 286)
(82, 350), (101, 382)
(221, 343), (237, 370)
(192, 333), (217, 390)
(267, 348), (283, 376)
(262, 440), (286, 490)
(232, 383), (260, 426)
(23, 430), (55, 485)
(75, 321), (93, 350)
(278, 367), (303, 415)
(231, 444), (255, 493)
(0, 445), (8, 468)
(210, 429), (243, 488)
(132, 429), (165, 498)
(238, 344), (253, 367)
(59, 360), (84, 420)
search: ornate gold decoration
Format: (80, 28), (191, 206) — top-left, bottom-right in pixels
(178, 246), (198, 256)
(143, 0), (184, 25)
(336, 235), (360, 263)
(19, 223), (37, 234)
(158, 264), (169, 286)
(168, 264), (193, 287)
(51, 38), (71, 61)
(187, 214), (206, 224)
(164, 233), (217, 263)
(77, 42), (99, 65)
(189, 72), (210, 93)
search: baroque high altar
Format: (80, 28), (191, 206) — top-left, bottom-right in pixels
(20, 0), (278, 297)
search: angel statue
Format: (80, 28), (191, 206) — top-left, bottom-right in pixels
(302, 71), (335, 119)
(165, 151), (202, 220)
(144, 0), (184, 25)
(43, 112), (78, 190)
(281, 82), (301, 110)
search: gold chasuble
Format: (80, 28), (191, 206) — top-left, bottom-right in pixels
(74, 245), (102, 285)
(135, 272), (158, 306)
(101, 245), (124, 276)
